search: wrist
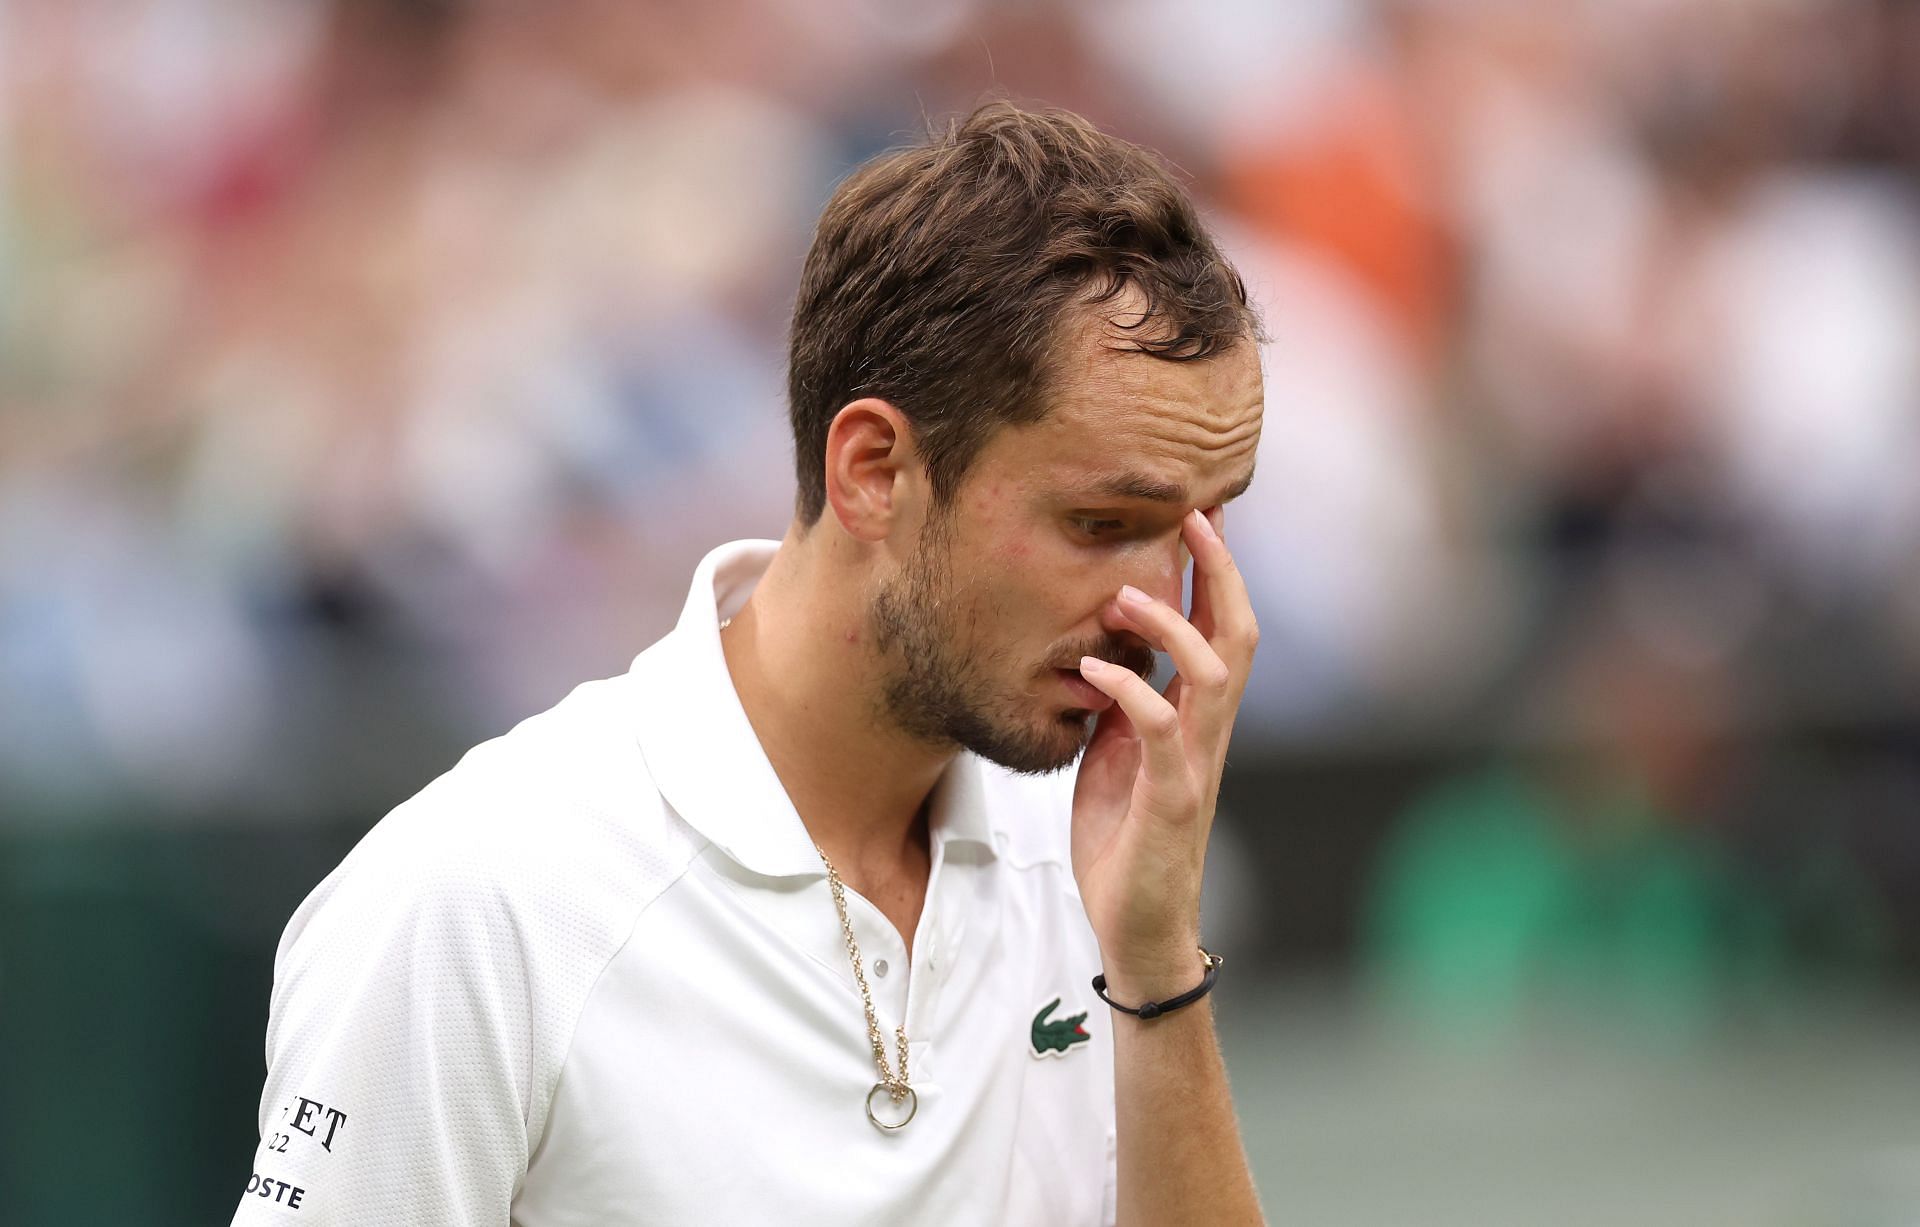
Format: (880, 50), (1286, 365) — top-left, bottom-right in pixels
(1097, 938), (1210, 1005)
(1095, 946), (1223, 1022)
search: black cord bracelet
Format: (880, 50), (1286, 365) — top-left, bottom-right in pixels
(1091, 948), (1224, 1020)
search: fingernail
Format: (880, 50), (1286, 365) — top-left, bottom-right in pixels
(1079, 655), (1108, 673)
(1118, 584), (1148, 606)
(1189, 508), (1218, 541)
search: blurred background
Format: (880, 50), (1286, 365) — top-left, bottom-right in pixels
(2, 0), (1917, 1222)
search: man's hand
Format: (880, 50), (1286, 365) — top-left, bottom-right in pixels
(1069, 506), (1256, 1002)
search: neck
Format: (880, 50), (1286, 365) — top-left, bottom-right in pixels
(720, 521), (951, 882)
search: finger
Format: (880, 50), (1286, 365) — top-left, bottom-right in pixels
(1185, 508), (1216, 638)
(1078, 701), (1142, 791)
(1094, 692), (1136, 739)
(1114, 584), (1232, 740)
(1078, 656), (1191, 789)
(1113, 586), (1227, 688)
(1181, 507), (1257, 669)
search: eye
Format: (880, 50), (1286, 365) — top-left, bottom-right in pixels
(1070, 516), (1129, 538)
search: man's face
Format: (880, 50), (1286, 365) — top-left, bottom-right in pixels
(869, 318), (1264, 775)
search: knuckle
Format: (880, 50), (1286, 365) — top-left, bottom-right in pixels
(1143, 706), (1182, 740)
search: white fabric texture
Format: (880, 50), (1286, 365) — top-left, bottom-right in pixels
(233, 539), (1118, 1226)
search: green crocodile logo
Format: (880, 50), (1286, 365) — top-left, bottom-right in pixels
(1030, 997), (1091, 1058)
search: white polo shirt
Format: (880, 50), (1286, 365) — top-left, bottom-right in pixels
(234, 539), (1118, 1227)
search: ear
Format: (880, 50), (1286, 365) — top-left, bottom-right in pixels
(823, 398), (926, 543)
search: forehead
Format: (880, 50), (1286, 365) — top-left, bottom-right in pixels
(990, 313), (1263, 502)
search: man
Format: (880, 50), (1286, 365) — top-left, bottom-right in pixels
(234, 101), (1266, 1226)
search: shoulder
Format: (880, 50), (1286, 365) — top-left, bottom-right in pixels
(264, 671), (706, 1144)
(272, 668), (705, 1043)
(312, 670), (700, 924)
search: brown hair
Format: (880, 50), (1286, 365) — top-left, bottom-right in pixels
(786, 100), (1261, 525)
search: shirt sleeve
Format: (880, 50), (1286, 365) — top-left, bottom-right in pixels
(231, 847), (537, 1226)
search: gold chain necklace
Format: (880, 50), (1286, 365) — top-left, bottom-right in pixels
(723, 614), (917, 1130)
(817, 845), (918, 1130)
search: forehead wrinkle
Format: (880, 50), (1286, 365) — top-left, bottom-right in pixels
(1015, 334), (1264, 484)
(1176, 415), (1262, 453)
(1080, 389), (1259, 459)
(1057, 437), (1257, 513)
(1106, 411), (1261, 460)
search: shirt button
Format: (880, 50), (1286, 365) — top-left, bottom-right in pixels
(873, 959), (889, 978)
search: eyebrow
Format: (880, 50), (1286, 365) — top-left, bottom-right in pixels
(1086, 466), (1256, 506)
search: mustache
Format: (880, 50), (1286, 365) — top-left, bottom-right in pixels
(1053, 635), (1158, 685)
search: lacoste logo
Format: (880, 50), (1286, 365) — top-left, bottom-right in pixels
(1030, 997), (1091, 1058)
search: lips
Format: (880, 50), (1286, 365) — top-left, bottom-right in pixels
(1054, 668), (1117, 712)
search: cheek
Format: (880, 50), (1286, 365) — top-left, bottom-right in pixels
(1062, 539), (1182, 596)
(1038, 553), (1127, 633)
(971, 531), (1080, 643)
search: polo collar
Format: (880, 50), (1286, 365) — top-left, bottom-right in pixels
(627, 539), (1000, 879)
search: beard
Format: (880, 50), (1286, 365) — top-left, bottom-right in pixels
(868, 513), (1158, 775)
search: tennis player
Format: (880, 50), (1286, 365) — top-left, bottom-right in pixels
(233, 101), (1266, 1226)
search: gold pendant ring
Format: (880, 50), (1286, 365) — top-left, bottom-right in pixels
(865, 1083), (917, 1131)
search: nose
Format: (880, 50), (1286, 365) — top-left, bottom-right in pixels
(1096, 533), (1187, 635)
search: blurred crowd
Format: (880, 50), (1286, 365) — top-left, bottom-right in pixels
(2, 1), (1917, 989)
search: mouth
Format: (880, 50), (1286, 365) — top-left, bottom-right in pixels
(1053, 667), (1117, 712)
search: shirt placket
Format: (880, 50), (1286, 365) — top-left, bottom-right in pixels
(842, 833), (953, 1077)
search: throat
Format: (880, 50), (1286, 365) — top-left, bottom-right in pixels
(834, 819), (934, 961)
(869, 875), (930, 962)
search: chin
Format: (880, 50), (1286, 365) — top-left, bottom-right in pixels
(967, 710), (1092, 777)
